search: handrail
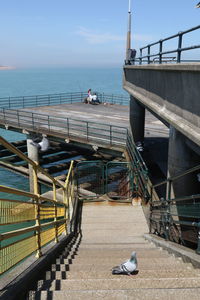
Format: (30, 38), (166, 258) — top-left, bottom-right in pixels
(0, 137), (77, 275)
(130, 25), (200, 65)
(0, 91), (129, 109)
(153, 164), (200, 189)
(0, 136), (64, 188)
(0, 108), (128, 148)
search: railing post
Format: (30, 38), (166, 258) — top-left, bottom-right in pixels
(159, 40), (163, 64)
(196, 222), (200, 254)
(139, 49), (142, 65)
(33, 164), (42, 258)
(53, 181), (58, 243)
(32, 113), (34, 129)
(67, 118), (69, 138)
(48, 115), (50, 131)
(110, 125), (112, 145)
(63, 188), (68, 235)
(177, 32), (183, 63)
(86, 122), (89, 141)
(147, 45), (150, 64)
(17, 110), (20, 126)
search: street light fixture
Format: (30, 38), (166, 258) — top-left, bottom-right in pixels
(196, 2), (200, 8)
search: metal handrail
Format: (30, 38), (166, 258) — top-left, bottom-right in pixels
(0, 138), (77, 275)
(0, 108), (128, 147)
(153, 164), (200, 189)
(135, 25), (200, 64)
(0, 136), (64, 188)
(0, 91), (129, 109)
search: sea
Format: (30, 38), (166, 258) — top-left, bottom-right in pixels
(0, 67), (127, 190)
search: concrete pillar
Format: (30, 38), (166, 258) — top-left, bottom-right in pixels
(27, 134), (39, 193)
(129, 95), (145, 143)
(167, 126), (199, 198)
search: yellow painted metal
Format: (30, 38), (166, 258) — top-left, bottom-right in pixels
(0, 200), (36, 225)
(0, 236), (37, 275)
(0, 136), (76, 275)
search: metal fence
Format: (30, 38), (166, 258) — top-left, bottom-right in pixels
(131, 25), (200, 65)
(149, 164), (200, 253)
(0, 136), (77, 275)
(0, 91), (129, 109)
(0, 108), (128, 148)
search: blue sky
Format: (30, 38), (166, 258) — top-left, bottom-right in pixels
(0, 0), (199, 68)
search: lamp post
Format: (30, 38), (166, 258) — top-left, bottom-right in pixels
(126, 0), (132, 63)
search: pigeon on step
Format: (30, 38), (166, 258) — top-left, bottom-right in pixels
(112, 251), (137, 275)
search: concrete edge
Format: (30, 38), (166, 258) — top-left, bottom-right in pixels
(0, 232), (76, 300)
(144, 233), (200, 269)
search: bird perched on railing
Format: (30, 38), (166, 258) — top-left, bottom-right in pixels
(196, 2), (200, 8)
(31, 135), (49, 152)
(112, 251), (138, 275)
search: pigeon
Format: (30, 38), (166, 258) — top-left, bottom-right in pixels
(112, 251), (137, 275)
(31, 136), (49, 152)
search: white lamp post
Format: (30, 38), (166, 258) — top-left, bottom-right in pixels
(126, 0), (132, 63)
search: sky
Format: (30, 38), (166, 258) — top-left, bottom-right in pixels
(0, 0), (199, 68)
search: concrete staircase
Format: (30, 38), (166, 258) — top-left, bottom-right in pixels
(27, 202), (200, 300)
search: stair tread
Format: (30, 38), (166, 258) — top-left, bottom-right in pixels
(36, 289), (200, 300)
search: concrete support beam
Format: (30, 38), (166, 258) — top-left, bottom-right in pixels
(129, 95), (145, 143)
(26, 134), (39, 193)
(167, 126), (199, 198)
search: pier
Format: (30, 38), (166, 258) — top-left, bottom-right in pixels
(0, 24), (200, 300)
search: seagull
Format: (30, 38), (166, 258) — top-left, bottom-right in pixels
(196, 2), (200, 8)
(112, 251), (138, 275)
(31, 136), (49, 152)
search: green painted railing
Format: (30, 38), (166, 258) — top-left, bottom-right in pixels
(0, 91), (129, 109)
(149, 164), (200, 254)
(0, 108), (127, 147)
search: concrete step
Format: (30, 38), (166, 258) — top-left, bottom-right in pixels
(44, 269), (200, 280)
(61, 256), (183, 265)
(78, 243), (154, 249)
(36, 288), (200, 300)
(32, 277), (200, 291)
(51, 262), (193, 272)
(68, 249), (174, 259)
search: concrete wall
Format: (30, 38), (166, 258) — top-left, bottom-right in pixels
(123, 64), (200, 147)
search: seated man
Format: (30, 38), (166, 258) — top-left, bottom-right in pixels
(90, 93), (100, 105)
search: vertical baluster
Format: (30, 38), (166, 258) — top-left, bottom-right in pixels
(147, 45), (151, 64)
(177, 32), (183, 63)
(139, 49), (142, 65)
(53, 181), (58, 243)
(33, 164), (42, 257)
(159, 40), (163, 64)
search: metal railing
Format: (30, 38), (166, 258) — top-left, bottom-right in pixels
(134, 25), (200, 64)
(149, 164), (200, 253)
(0, 91), (129, 109)
(0, 136), (77, 275)
(126, 130), (149, 201)
(0, 108), (128, 148)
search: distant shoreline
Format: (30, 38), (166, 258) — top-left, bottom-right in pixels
(0, 66), (15, 70)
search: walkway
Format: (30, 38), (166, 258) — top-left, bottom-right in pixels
(28, 202), (200, 300)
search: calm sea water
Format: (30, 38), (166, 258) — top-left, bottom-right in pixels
(0, 67), (127, 189)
